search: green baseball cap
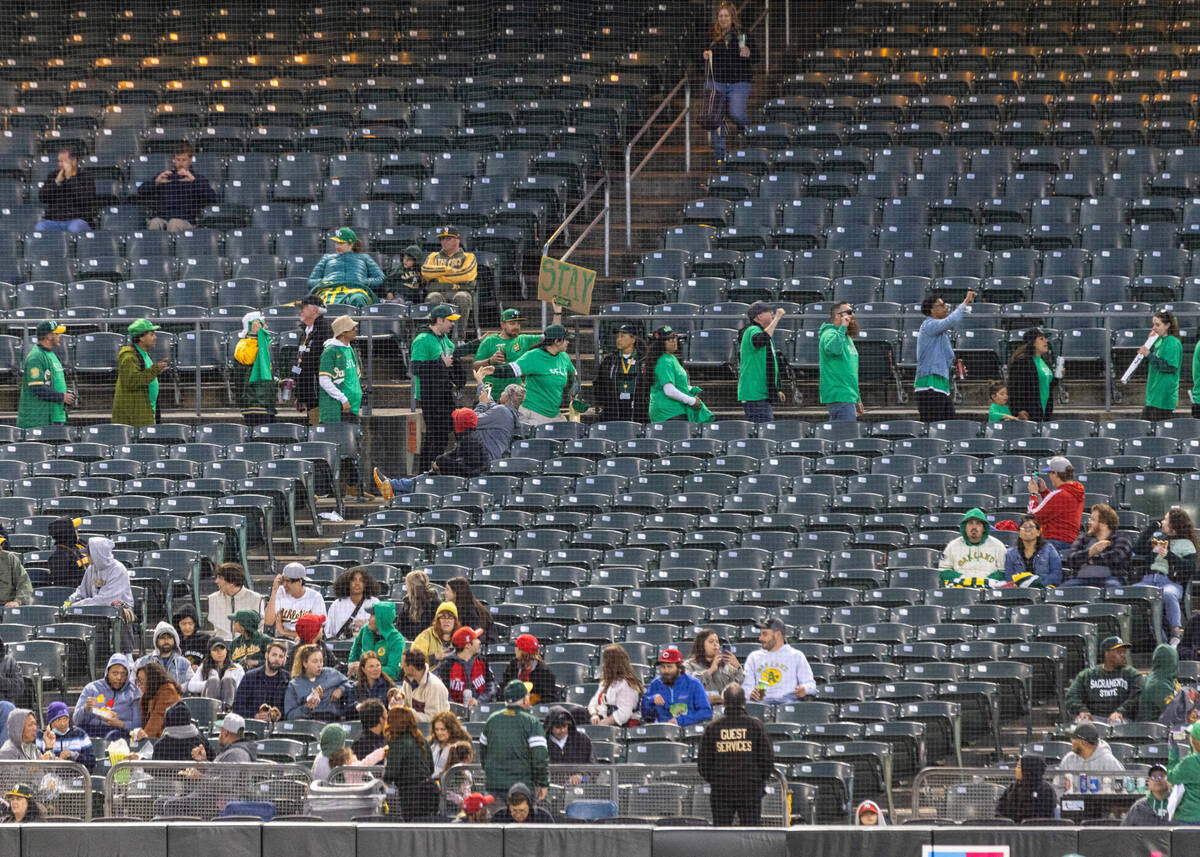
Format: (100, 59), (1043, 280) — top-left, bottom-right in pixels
(504, 679), (531, 702)
(543, 323), (573, 340)
(36, 320), (66, 337)
(430, 304), (461, 321)
(1100, 635), (1131, 653)
(127, 318), (161, 337)
(500, 309), (523, 322)
(330, 226), (357, 244)
(1189, 721), (1200, 741)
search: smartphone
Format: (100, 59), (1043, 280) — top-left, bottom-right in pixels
(720, 644), (732, 655)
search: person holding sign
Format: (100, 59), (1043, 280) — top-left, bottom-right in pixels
(422, 226), (478, 334)
(1141, 309), (1182, 421)
(488, 324), (579, 426)
(472, 309), (544, 399)
(410, 305), (465, 472)
(648, 325), (713, 423)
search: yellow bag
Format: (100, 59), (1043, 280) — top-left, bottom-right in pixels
(234, 337), (258, 365)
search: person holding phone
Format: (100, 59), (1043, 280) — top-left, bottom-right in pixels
(112, 319), (169, 427)
(915, 290), (976, 422)
(137, 143), (216, 232)
(701, 1), (754, 165)
(1026, 455), (1087, 553)
(685, 628), (745, 706)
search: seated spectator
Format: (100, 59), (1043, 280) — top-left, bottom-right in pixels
(1026, 456), (1086, 552)
(292, 613), (336, 672)
(1168, 723), (1200, 823)
(374, 408), (489, 500)
(1062, 504), (1133, 587)
(443, 577), (494, 643)
(456, 791), (494, 823)
(410, 602), (460, 667)
(206, 563), (264, 640)
(382, 706), (437, 821)
(348, 601), (405, 682)
(641, 648), (713, 726)
(37, 148), (95, 233)
(74, 653), (141, 738)
(283, 644), (352, 721)
(384, 243), (426, 302)
(1003, 515), (1064, 588)
(855, 799), (886, 826)
(685, 628), (745, 706)
(35, 701), (94, 771)
(1134, 507), (1199, 645)
(264, 563), (326, 642)
(588, 644), (645, 727)
(312, 722), (347, 780)
(131, 662), (182, 741)
(135, 620), (194, 687)
(393, 648), (449, 723)
(0, 526), (31, 607)
(352, 651), (396, 706)
(66, 537), (134, 610)
(435, 627), (495, 707)
(492, 782), (554, 823)
(422, 226), (478, 333)
(174, 604), (211, 667)
(1060, 722), (1126, 773)
(308, 228), (384, 309)
(937, 508), (1008, 587)
(229, 609), (272, 671)
(324, 566), (383, 642)
(0, 641), (22, 704)
(47, 516), (87, 589)
(0, 709), (37, 760)
(473, 376), (525, 464)
(544, 706), (593, 765)
(501, 634), (558, 706)
(231, 639), (289, 722)
(0, 783), (41, 823)
(1123, 762), (1172, 826)
(136, 143), (216, 232)
(152, 700), (212, 762)
(1065, 636), (1144, 724)
(210, 713), (257, 763)
(351, 698), (388, 760)
(1140, 644), (1181, 723)
(429, 711), (472, 777)
(185, 638), (244, 707)
(996, 753), (1057, 822)
(741, 617), (817, 705)
(397, 570), (441, 643)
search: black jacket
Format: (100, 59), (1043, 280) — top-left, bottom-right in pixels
(351, 728), (388, 760)
(544, 706), (594, 765)
(1133, 525), (1200, 585)
(995, 754), (1057, 823)
(696, 708), (774, 792)
(501, 658), (560, 706)
(397, 597), (441, 643)
(1007, 354), (1057, 422)
(434, 429), (490, 479)
(706, 29), (754, 84)
(1063, 532), (1134, 582)
(39, 169), (96, 224)
(593, 348), (652, 423)
(295, 314), (334, 410)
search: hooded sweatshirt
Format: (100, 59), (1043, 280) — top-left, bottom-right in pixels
(937, 509), (1009, 586)
(544, 706), (594, 764)
(230, 609), (273, 670)
(854, 799), (888, 826)
(641, 670), (714, 726)
(48, 517), (88, 589)
(136, 620), (196, 686)
(0, 547), (31, 606)
(74, 653), (142, 737)
(490, 782), (556, 823)
(151, 701), (212, 762)
(348, 601), (407, 681)
(996, 753), (1057, 822)
(174, 604), (211, 666)
(1141, 644), (1181, 722)
(67, 537), (133, 608)
(1027, 478), (1087, 545)
(818, 321), (860, 405)
(1058, 739), (1126, 772)
(0, 640), (24, 702)
(0, 708), (35, 760)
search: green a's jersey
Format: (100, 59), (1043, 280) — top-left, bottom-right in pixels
(17, 346), (67, 428)
(410, 329), (455, 401)
(318, 341), (362, 422)
(475, 333), (542, 397)
(514, 348), (574, 417)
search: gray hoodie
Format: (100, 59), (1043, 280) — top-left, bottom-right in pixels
(136, 620), (195, 686)
(1057, 739), (1126, 772)
(67, 537), (133, 608)
(0, 708), (36, 760)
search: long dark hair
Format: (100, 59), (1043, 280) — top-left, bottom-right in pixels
(1018, 514), (1046, 556)
(645, 332), (677, 375)
(137, 661), (180, 723)
(1165, 507), (1200, 553)
(446, 577), (490, 632)
(688, 629), (718, 668)
(201, 639), (235, 679)
(332, 566), (384, 600)
(357, 651), (396, 690)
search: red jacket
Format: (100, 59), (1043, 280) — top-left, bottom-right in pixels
(1027, 480), (1086, 544)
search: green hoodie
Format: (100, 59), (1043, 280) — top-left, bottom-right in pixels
(349, 601), (406, 680)
(938, 508), (1008, 586)
(230, 609), (273, 669)
(1140, 643), (1180, 722)
(817, 321), (860, 404)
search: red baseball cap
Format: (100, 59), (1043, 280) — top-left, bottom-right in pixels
(462, 792), (495, 814)
(452, 627), (483, 648)
(515, 633), (539, 654)
(659, 647), (683, 664)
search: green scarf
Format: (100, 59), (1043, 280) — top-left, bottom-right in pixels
(249, 327), (273, 383)
(137, 345), (158, 412)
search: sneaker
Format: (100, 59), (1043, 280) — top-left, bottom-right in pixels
(373, 467), (394, 502)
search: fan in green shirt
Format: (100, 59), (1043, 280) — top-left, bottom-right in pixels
(1143, 311), (1182, 420)
(472, 308), (543, 398)
(17, 320), (74, 429)
(490, 324), (577, 419)
(318, 315), (363, 423)
(410, 324), (456, 402)
(647, 325), (714, 423)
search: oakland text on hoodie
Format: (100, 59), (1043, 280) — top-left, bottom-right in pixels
(1027, 478), (1086, 545)
(67, 537), (133, 608)
(0, 708), (34, 760)
(74, 653), (142, 737)
(229, 609), (273, 669)
(937, 508), (1009, 586)
(136, 621), (195, 686)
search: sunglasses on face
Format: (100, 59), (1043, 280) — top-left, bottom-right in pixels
(839, 309), (855, 317)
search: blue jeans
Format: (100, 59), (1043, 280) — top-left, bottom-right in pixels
(1140, 573), (1184, 630)
(827, 401), (857, 422)
(390, 477), (416, 495)
(743, 400), (774, 423)
(707, 81), (751, 160)
(36, 218), (89, 233)
(1061, 577), (1123, 589)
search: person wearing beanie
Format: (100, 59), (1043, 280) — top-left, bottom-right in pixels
(0, 639), (24, 704)
(290, 613), (337, 675)
(422, 226), (478, 332)
(35, 701), (95, 770)
(308, 227), (384, 309)
(111, 318), (169, 427)
(294, 294), (334, 426)
(231, 311), (277, 427)
(738, 301), (787, 423)
(207, 562), (264, 641)
(385, 243), (427, 302)
(491, 781), (555, 823)
(47, 517), (88, 589)
(135, 619), (195, 687)
(1168, 720), (1200, 822)
(73, 653), (142, 738)
(151, 700), (212, 762)
(641, 648), (713, 726)
(480, 680), (549, 799)
(229, 609), (273, 670)
(374, 407), (488, 501)
(543, 706), (593, 765)
(1123, 763), (1174, 825)
(410, 602), (461, 667)
(995, 753), (1057, 823)
(311, 721), (348, 780)
(409, 304), (466, 473)
(1065, 637), (1144, 725)
(173, 603), (211, 667)
(0, 525), (31, 608)
(501, 634), (559, 706)
(936, 508), (1010, 588)
(348, 601), (406, 682)
(1057, 721), (1126, 772)
(436, 627), (496, 707)
(697, 684), (775, 826)
(265, 562), (326, 641)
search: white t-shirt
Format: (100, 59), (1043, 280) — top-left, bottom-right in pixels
(323, 596), (379, 640)
(272, 586), (326, 633)
(741, 643), (817, 703)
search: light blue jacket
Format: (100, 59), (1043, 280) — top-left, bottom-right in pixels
(915, 303), (968, 381)
(283, 667), (353, 719)
(1004, 541), (1063, 587)
(73, 653), (143, 737)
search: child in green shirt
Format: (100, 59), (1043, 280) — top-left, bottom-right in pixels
(987, 380), (1018, 422)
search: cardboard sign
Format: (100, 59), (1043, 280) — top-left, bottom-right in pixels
(537, 255), (596, 314)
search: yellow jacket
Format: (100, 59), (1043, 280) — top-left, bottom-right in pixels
(411, 626), (453, 663)
(422, 250), (478, 286)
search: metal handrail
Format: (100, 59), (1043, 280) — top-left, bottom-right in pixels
(540, 174), (612, 326)
(624, 76), (692, 249)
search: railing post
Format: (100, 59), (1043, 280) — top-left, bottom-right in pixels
(193, 318), (201, 418)
(765, 0), (771, 74)
(685, 82), (691, 173)
(364, 316), (373, 417)
(604, 181), (611, 276)
(786, 0), (791, 46)
(625, 145), (633, 250)
(1104, 314), (1112, 411)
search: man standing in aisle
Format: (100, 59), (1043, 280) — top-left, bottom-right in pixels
(293, 295), (333, 426)
(818, 302), (862, 422)
(480, 680), (549, 803)
(410, 305), (464, 473)
(17, 320), (75, 429)
(422, 226), (478, 334)
(914, 290), (976, 422)
(473, 309), (542, 400)
(738, 302), (786, 423)
(697, 684), (776, 826)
